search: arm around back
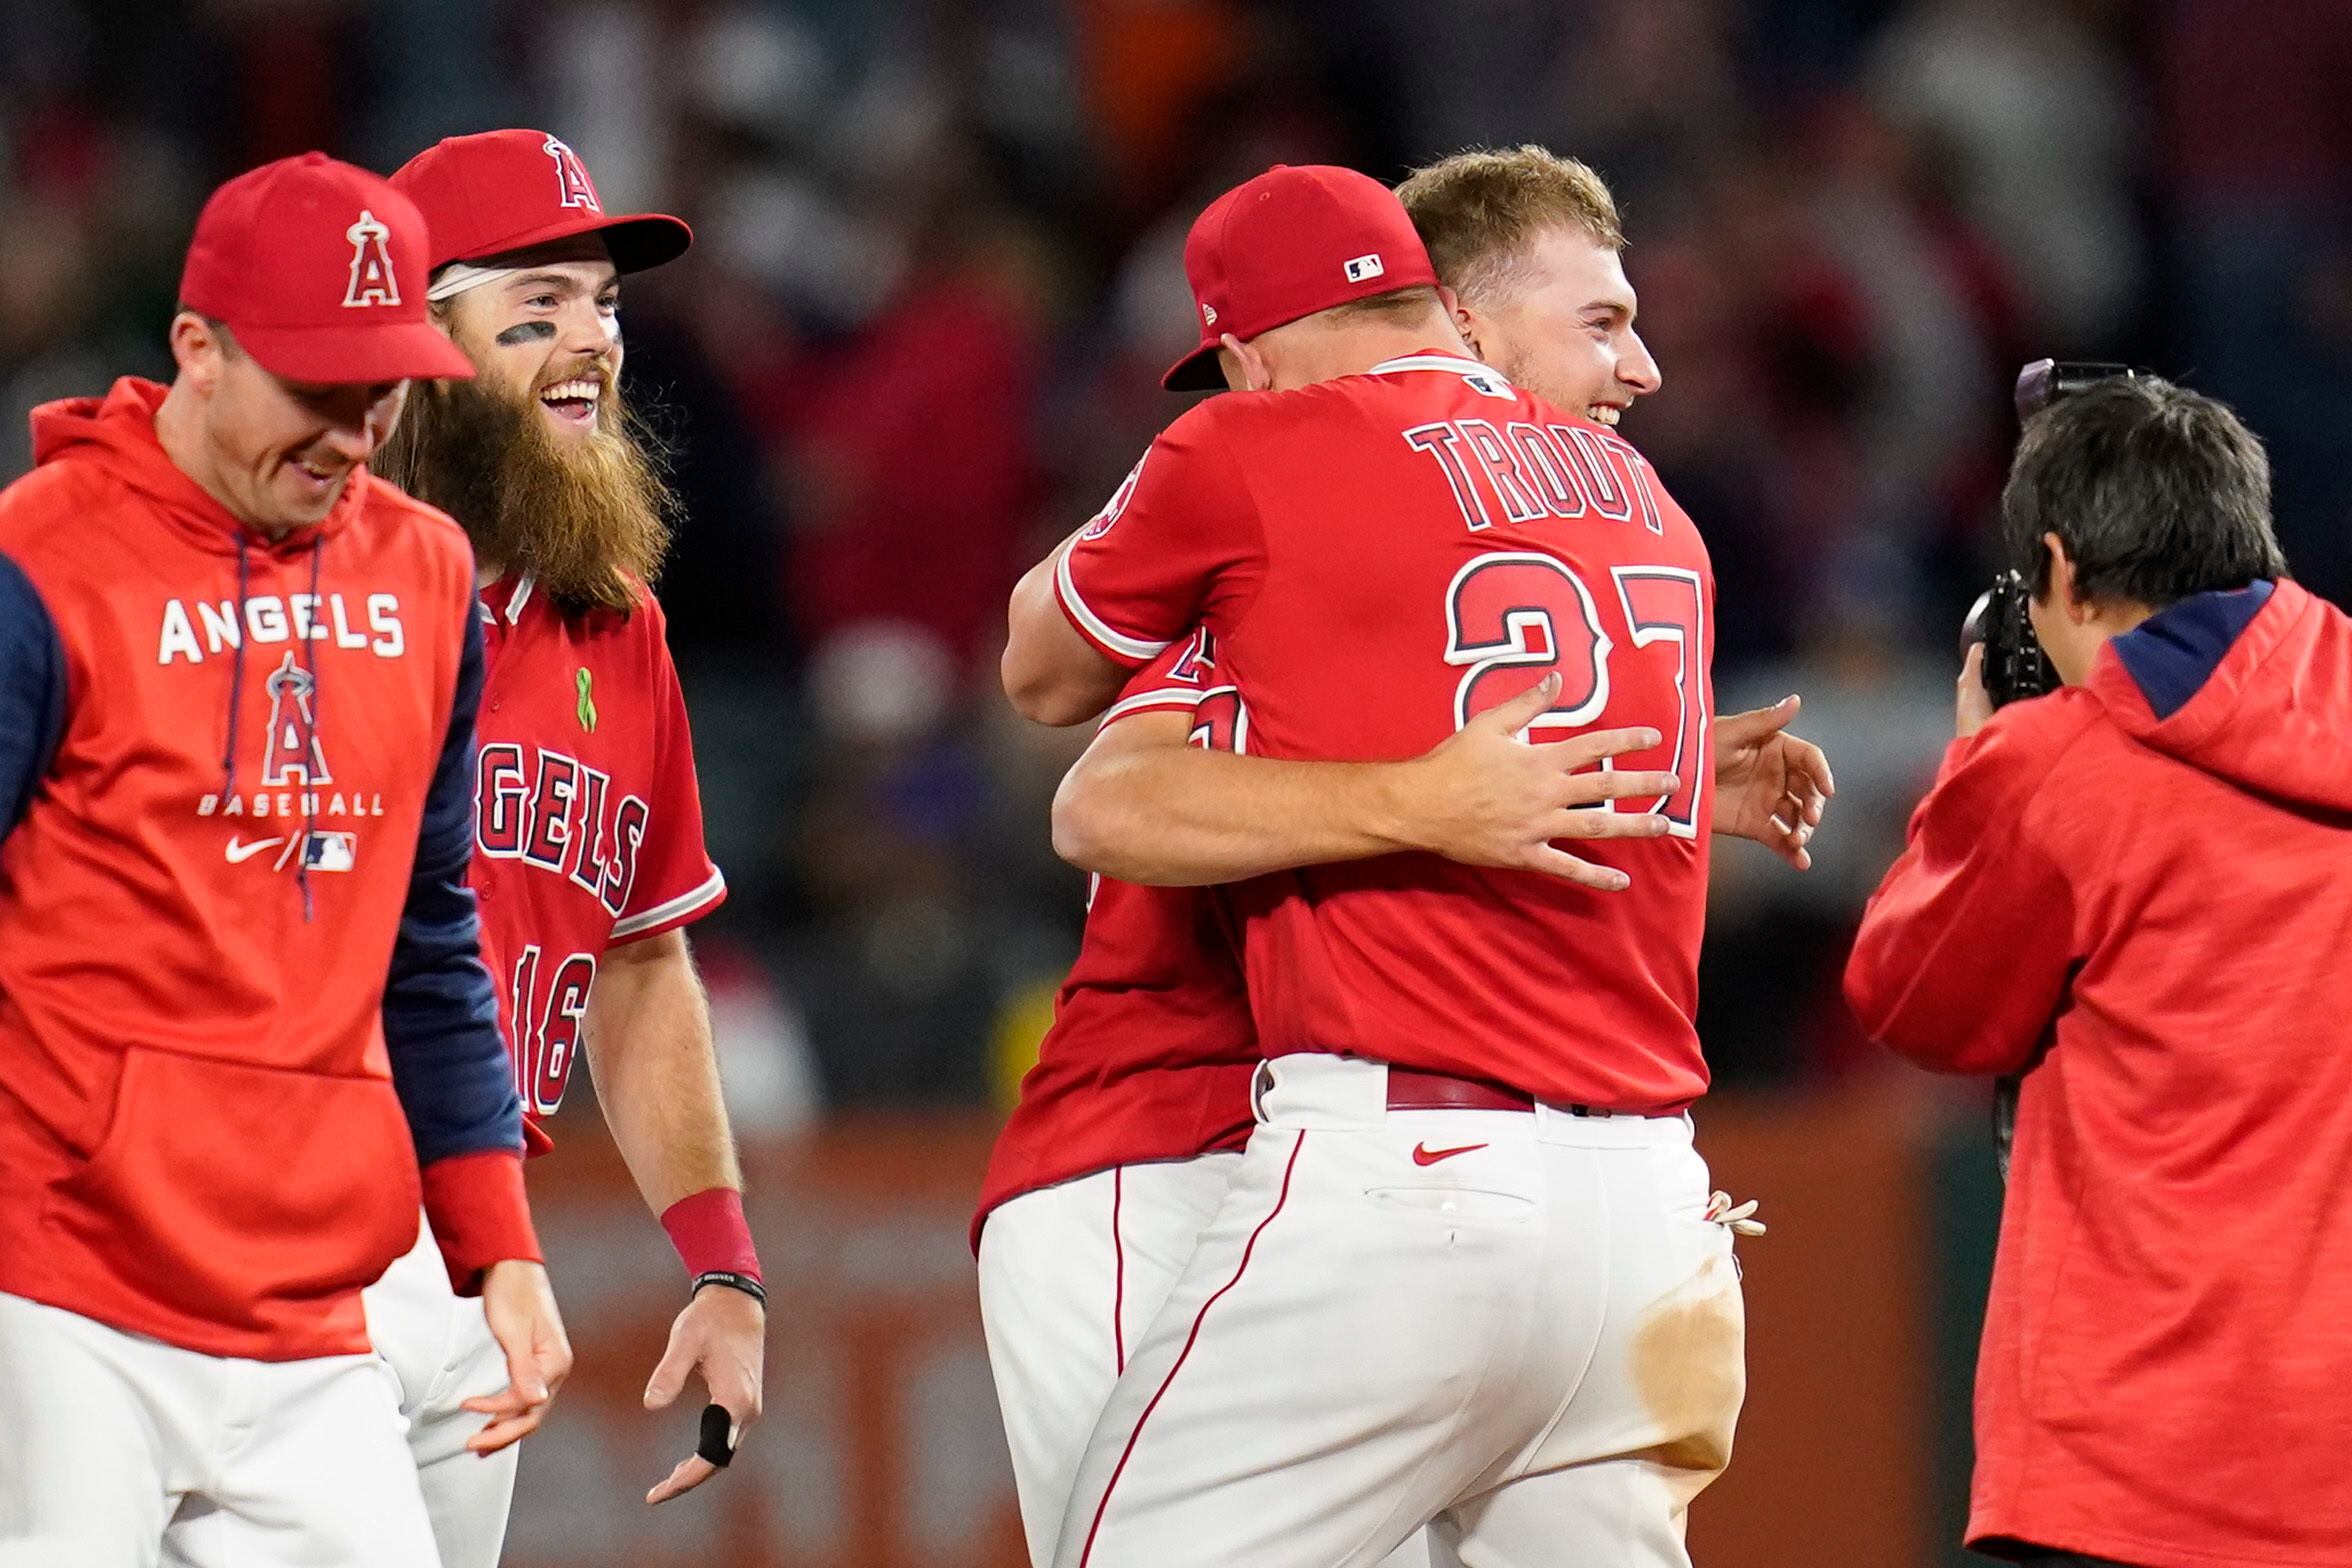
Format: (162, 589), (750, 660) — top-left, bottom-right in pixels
(1003, 542), (1130, 725)
(1052, 673), (1681, 890)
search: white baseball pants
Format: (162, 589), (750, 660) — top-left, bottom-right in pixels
(1052, 1054), (1748, 1568)
(362, 1213), (518, 1568)
(979, 1154), (1433, 1568)
(0, 1289), (441, 1567)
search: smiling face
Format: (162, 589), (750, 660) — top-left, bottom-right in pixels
(171, 314), (406, 531)
(438, 238), (622, 444)
(1460, 225), (1661, 425)
(370, 236), (672, 611)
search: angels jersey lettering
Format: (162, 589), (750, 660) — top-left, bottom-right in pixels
(471, 574), (725, 1126)
(974, 630), (1255, 1245)
(1056, 352), (1714, 1109)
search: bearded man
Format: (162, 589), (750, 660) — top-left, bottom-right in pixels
(371, 129), (763, 1565)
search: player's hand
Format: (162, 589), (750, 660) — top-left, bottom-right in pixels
(464, 1260), (573, 1455)
(1711, 696), (1835, 870)
(1399, 672), (1680, 890)
(1956, 643), (1995, 740)
(642, 1282), (766, 1504)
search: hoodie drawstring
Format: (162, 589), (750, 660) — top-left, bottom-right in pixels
(294, 537), (323, 924)
(221, 536), (251, 801)
(222, 532), (326, 924)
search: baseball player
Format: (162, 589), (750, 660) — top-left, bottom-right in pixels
(979, 632), (1675, 1565)
(1397, 147), (1829, 856)
(1003, 165), (1747, 1567)
(357, 129), (759, 1563)
(982, 149), (1809, 1568)
(0, 153), (562, 1567)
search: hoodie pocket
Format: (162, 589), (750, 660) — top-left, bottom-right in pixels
(50, 1047), (422, 1333)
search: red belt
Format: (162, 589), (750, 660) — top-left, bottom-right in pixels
(1383, 1067), (1688, 1120)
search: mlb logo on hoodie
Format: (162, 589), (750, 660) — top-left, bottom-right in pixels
(303, 831), (357, 872)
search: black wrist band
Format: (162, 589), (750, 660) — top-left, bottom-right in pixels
(690, 1269), (766, 1305)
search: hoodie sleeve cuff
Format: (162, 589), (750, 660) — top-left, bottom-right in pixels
(420, 1149), (542, 1297)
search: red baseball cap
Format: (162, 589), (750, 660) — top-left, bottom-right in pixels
(390, 129), (692, 275)
(1162, 164), (1440, 392)
(179, 152), (476, 384)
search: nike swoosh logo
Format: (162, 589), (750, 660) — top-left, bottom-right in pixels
(1412, 1141), (1488, 1167)
(225, 836), (286, 864)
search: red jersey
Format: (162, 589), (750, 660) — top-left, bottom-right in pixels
(1847, 581), (2352, 1566)
(1056, 352), (1715, 1110)
(471, 573), (726, 1136)
(975, 630), (1257, 1245)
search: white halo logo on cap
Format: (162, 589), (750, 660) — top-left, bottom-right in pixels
(1202, 302), (1218, 326)
(545, 135), (602, 212)
(342, 210), (401, 309)
(1344, 253), (1385, 284)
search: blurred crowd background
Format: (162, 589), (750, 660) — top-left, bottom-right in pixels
(7, 0), (2351, 1108)
(4, 1), (2347, 1560)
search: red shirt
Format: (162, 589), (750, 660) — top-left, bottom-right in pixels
(472, 573), (726, 1137)
(975, 630), (1257, 1244)
(1848, 582), (2352, 1567)
(1056, 353), (1715, 1110)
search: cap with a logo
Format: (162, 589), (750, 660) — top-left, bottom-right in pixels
(390, 129), (692, 276)
(179, 152), (476, 384)
(1163, 164), (1440, 392)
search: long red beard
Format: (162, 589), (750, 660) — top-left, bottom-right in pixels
(375, 371), (674, 614)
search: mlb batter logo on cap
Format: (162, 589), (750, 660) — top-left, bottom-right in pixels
(1162, 164), (1438, 391)
(343, 210), (401, 308)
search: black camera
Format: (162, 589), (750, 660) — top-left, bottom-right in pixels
(1962, 570), (2057, 708)
(1962, 361), (2140, 711)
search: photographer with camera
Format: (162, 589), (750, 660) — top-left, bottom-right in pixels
(1845, 374), (2352, 1568)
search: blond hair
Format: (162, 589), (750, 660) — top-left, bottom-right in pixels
(1396, 147), (1625, 306)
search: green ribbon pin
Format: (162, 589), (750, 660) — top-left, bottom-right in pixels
(575, 668), (598, 733)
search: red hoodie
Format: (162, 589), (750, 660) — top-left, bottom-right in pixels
(0, 379), (537, 1361)
(1847, 580), (2352, 1567)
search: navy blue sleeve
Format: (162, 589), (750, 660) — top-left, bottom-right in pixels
(0, 551), (67, 837)
(382, 609), (525, 1164)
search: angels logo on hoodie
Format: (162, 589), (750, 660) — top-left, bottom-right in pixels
(261, 653), (329, 785)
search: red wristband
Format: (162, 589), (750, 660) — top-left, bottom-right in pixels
(421, 1149), (542, 1297)
(660, 1186), (761, 1283)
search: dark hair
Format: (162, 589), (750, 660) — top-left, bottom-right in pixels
(2001, 375), (2287, 609)
(173, 305), (241, 357)
(1318, 284), (1447, 327)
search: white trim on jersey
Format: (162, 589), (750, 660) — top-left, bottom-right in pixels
(504, 572), (537, 626)
(1099, 687), (1209, 727)
(1366, 354), (1511, 383)
(611, 866), (727, 941)
(1056, 547), (1173, 664)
